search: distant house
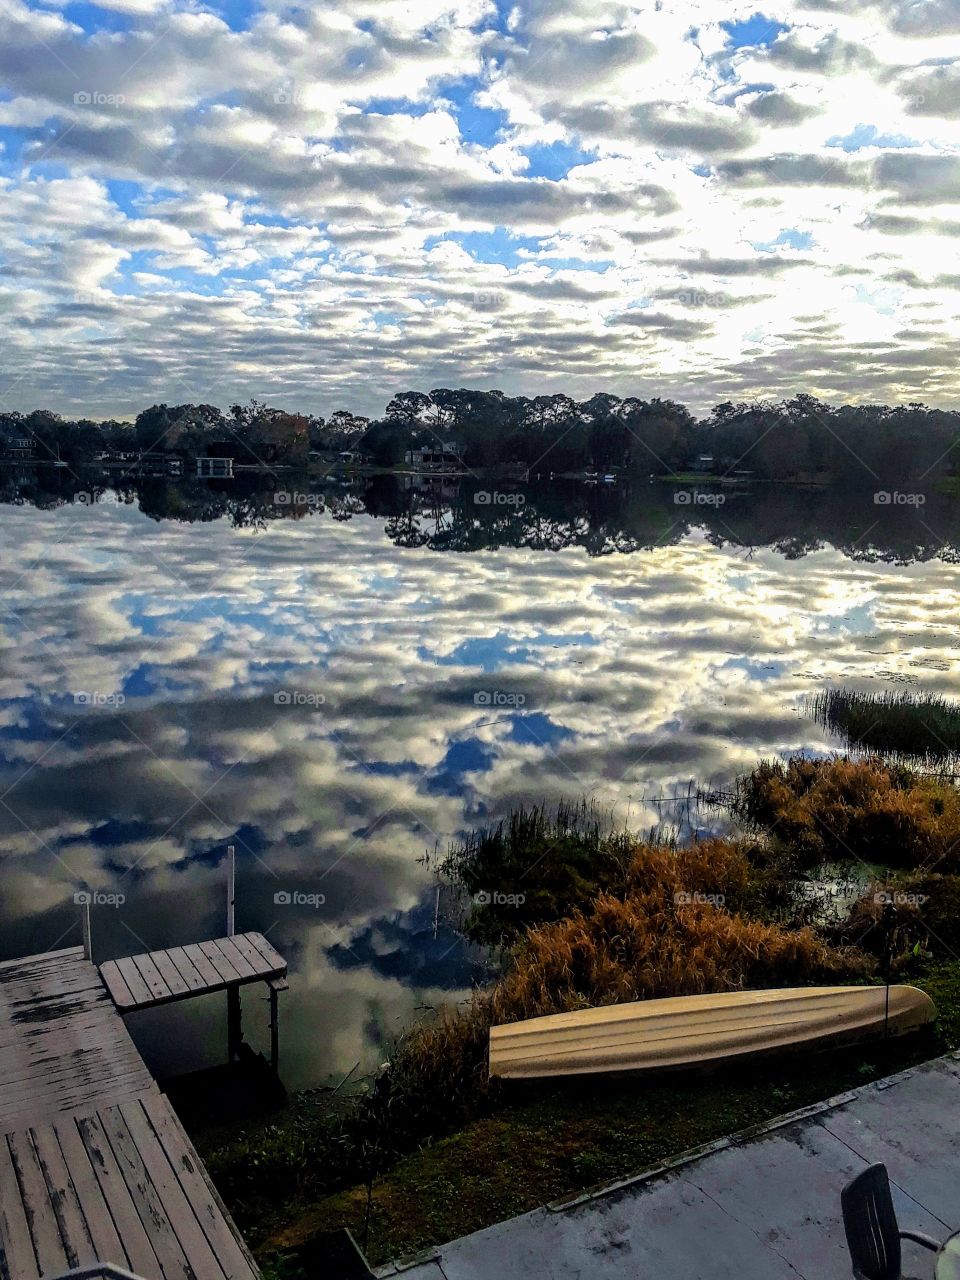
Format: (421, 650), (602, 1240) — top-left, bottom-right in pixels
(197, 457), (234, 479)
(404, 441), (463, 470)
(3, 437), (35, 460)
(141, 452), (183, 476)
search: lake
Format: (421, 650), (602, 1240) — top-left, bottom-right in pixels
(1, 473), (959, 1089)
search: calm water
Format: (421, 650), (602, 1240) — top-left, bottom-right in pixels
(2, 475), (959, 1088)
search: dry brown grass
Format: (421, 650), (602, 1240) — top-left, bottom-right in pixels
(380, 838), (869, 1144)
(734, 755), (960, 870)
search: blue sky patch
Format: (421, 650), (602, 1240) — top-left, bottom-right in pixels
(427, 228), (543, 267)
(522, 140), (597, 181)
(752, 228), (814, 251)
(827, 123), (919, 152)
(507, 712), (575, 748)
(722, 14), (790, 48)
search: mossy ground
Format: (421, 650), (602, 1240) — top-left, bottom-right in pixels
(194, 960), (960, 1276)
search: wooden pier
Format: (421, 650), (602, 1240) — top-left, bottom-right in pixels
(0, 936), (287, 1280)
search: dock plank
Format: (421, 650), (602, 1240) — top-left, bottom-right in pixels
(98, 1106), (195, 1280)
(53, 1118), (129, 1275)
(75, 1113), (163, 1280)
(197, 940), (240, 985)
(179, 945), (221, 990)
(141, 1095), (259, 1280)
(0, 951), (155, 1133)
(0, 1137), (40, 1280)
(120, 1100), (228, 1280)
(149, 952), (191, 1000)
(213, 938), (258, 981)
(131, 954), (171, 1004)
(113, 958), (154, 1010)
(7, 1131), (70, 1277)
(31, 1124), (97, 1271)
(243, 933), (287, 976)
(162, 950), (205, 994)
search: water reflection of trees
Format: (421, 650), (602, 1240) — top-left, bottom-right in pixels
(5, 469), (960, 565)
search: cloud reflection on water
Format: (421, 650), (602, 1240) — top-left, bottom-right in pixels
(1, 498), (959, 1085)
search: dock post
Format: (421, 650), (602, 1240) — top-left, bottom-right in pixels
(226, 844), (236, 937)
(269, 982), (280, 1074)
(226, 845), (242, 1060)
(81, 899), (92, 961)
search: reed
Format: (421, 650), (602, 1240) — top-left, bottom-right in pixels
(811, 687), (960, 759)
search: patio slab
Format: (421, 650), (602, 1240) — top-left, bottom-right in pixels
(378, 1053), (960, 1280)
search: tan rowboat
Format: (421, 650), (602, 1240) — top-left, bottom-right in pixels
(489, 985), (936, 1080)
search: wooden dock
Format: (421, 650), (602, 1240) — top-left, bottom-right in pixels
(0, 940), (286, 1280)
(99, 934), (286, 1013)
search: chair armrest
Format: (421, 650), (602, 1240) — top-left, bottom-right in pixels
(900, 1229), (942, 1251)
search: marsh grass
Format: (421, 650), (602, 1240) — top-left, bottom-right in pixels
(811, 687), (960, 759)
(438, 800), (634, 946)
(733, 754), (960, 870)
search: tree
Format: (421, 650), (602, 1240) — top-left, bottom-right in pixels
(385, 391), (431, 425)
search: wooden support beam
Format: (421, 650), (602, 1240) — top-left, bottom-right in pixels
(267, 978), (287, 1076)
(227, 988), (242, 1063)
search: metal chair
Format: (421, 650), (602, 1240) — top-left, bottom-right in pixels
(841, 1163), (942, 1279)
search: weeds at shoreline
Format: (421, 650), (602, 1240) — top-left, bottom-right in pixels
(197, 758), (960, 1272)
(811, 687), (960, 759)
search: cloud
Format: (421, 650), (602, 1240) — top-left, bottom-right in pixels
(0, 0), (956, 415)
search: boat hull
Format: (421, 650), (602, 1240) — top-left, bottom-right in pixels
(488, 985), (936, 1080)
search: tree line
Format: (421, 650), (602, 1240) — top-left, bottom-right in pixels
(1, 391), (959, 484)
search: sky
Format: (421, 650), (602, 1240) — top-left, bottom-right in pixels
(1, 0), (959, 418)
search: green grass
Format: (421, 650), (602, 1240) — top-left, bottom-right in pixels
(811, 687), (960, 758)
(196, 960), (960, 1275)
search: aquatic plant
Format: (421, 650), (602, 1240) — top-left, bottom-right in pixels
(439, 800), (634, 946)
(811, 687), (960, 759)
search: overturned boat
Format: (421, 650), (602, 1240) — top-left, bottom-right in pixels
(488, 985), (936, 1080)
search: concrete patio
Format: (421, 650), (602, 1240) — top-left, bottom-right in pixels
(377, 1052), (960, 1280)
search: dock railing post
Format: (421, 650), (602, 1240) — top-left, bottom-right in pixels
(226, 845), (236, 937)
(81, 899), (92, 961)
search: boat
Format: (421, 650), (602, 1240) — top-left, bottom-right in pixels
(488, 985), (936, 1080)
